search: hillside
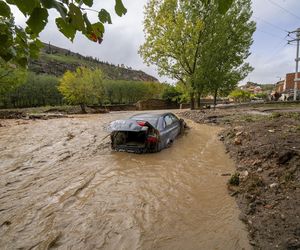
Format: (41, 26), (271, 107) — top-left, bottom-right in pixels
(29, 43), (158, 82)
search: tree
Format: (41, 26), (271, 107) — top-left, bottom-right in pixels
(58, 67), (104, 113)
(229, 89), (251, 103)
(0, 0), (127, 66)
(162, 84), (182, 103)
(4, 73), (62, 108)
(197, 0), (255, 107)
(0, 58), (27, 106)
(139, 0), (206, 109)
(140, 0), (254, 109)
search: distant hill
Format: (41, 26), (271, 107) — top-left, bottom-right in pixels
(29, 42), (158, 82)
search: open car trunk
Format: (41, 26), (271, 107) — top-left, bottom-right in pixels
(109, 119), (159, 153)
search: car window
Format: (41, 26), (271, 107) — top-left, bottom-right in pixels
(164, 115), (173, 127)
(170, 114), (179, 122)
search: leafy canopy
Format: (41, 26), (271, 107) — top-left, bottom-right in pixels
(0, 58), (27, 98)
(229, 89), (251, 102)
(195, 0), (255, 99)
(140, 0), (255, 108)
(0, 0), (127, 66)
(58, 66), (104, 109)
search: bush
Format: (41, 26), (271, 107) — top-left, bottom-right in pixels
(162, 85), (182, 102)
(229, 89), (251, 103)
(228, 172), (240, 186)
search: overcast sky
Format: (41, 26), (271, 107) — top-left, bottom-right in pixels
(13, 0), (300, 85)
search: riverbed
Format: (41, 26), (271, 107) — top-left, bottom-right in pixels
(0, 112), (250, 249)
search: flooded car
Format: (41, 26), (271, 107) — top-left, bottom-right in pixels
(109, 112), (186, 153)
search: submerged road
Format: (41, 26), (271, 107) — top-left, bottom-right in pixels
(0, 111), (250, 249)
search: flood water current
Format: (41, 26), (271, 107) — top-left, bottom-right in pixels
(0, 111), (250, 249)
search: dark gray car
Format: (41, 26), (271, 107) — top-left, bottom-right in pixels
(109, 112), (186, 153)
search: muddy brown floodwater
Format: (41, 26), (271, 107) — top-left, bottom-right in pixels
(0, 111), (250, 250)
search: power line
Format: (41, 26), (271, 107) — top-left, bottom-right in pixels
(256, 27), (288, 41)
(267, 0), (300, 21)
(253, 15), (289, 33)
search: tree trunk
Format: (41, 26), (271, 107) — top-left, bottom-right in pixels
(213, 89), (218, 109)
(196, 92), (201, 109)
(190, 92), (195, 110)
(80, 103), (87, 113)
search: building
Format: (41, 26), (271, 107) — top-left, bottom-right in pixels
(275, 73), (300, 94)
(275, 80), (285, 93)
(240, 82), (263, 94)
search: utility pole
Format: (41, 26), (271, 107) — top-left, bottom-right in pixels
(288, 28), (300, 101)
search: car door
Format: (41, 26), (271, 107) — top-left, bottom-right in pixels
(169, 114), (181, 136)
(160, 114), (177, 147)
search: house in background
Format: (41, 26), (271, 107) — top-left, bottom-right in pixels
(240, 82), (263, 94)
(275, 80), (285, 93)
(275, 73), (300, 94)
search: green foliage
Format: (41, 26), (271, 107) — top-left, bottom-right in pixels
(140, 0), (255, 109)
(1, 72), (62, 108)
(195, 0), (255, 105)
(58, 67), (104, 111)
(103, 80), (165, 104)
(162, 84), (182, 102)
(229, 89), (251, 103)
(228, 172), (240, 186)
(254, 92), (268, 100)
(0, 0), (127, 66)
(0, 59), (27, 105)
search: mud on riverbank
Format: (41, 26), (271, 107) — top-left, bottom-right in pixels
(180, 108), (300, 249)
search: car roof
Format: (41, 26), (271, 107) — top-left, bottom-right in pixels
(130, 112), (171, 119)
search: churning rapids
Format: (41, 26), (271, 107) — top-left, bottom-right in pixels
(0, 111), (250, 249)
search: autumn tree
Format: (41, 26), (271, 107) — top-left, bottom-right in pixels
(58, 67), (104, 113)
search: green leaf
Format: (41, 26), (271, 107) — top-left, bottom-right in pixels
(82, 0), (93, 7)
(91, 22), (104, 37)
(69, 3), (85, 31)
(40, 0), (67, 19)
(29, 39), (43, 58)
(83, 13), (92, 33)
(9, 0), (40, 15)
(40, 0), (55, 8)
(218, 0), (233, 14)
(53, 2), (67, 19)
(56, 17), (76, 41)
(16, 57), (28, 67)
(1, 47), (16, 62)
(115, 0), (127, 17)
(26, 7), (48, 35)
(98, 9), (112, 24)
(0, 1), (11, 17)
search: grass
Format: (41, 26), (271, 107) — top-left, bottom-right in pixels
(41, 53), (96, 67)
(237, 114), (267, 123)
(228, 172), (240, 186)
(252, 102), (300, 109)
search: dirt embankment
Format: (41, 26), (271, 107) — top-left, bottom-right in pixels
(180, 108), (300, 250)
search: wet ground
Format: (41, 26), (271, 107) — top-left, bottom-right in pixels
(180, 109), (300, 249)
(0, 111), (250, 249)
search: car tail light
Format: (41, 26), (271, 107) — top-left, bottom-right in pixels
(147, 136), (158, 143)
(137, 121), (146, 126)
